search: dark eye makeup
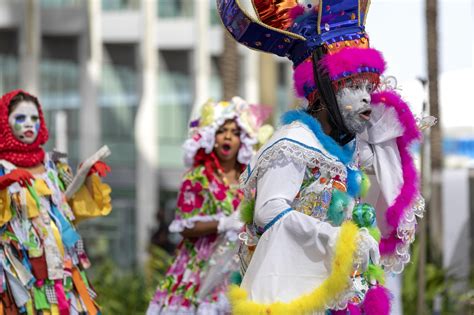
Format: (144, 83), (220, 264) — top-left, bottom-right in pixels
(15, 115), (26, 123)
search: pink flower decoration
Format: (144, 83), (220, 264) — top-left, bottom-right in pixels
(177, 180), (204, 213)
(208, 179), (227, 201)
(232, 198), (241, 210)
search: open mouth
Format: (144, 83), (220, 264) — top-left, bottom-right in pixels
(358, 109), (372, 121)
(221, 144), (231, 155)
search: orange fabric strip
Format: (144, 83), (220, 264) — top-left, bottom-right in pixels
(71, 268), (97, 315)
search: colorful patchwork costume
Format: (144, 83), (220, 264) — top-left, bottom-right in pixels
(0, 89), (112, 314)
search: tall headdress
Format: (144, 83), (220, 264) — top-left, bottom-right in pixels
(217, 0), (385, 144)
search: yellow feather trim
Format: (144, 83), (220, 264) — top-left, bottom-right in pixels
(228, 221), (359, 315)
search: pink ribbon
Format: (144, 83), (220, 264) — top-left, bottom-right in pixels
(54, 279), (70, 315)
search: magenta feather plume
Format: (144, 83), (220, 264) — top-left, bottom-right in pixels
(362, 285), (391, 315)
(319, 47), (386, 80)
(293, 58), (315, 97)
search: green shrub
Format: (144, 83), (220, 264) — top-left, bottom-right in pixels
(91, 246), (172, 314)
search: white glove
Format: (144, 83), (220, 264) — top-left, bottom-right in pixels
(217, 211), (244, 240)
(355, 228), (380, 271)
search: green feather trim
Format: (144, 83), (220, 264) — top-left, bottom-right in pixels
(364, 264), (386, 285)
(368, 226), (381, 242)
(240, 198), (255, 224)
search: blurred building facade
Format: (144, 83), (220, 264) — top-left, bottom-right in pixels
(0, 1), (472, 286)
(0, 0), (293, 269)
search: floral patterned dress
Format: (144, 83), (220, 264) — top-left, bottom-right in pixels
(147, 165), (243, 315)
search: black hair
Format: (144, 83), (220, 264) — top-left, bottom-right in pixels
(8, 92), (40, 115)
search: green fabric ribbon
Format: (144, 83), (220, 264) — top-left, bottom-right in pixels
(33, 286), (51, 310)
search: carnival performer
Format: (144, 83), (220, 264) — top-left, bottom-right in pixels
(0, 89), (112, 314)
(147, 97), (272, 315)
(217, 1), (425, 314)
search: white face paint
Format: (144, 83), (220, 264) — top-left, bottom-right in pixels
(336, 80), (374, 134)
(8, 101), (40, 144)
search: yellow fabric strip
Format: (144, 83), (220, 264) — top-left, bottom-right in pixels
(51, 304), (60, 315)
(26, 299), (34, 315)
(50, 221), (65, 257)
(228, 221), (359, 315)
(0, 188), (12, 225)
(26, 178), (52, 218)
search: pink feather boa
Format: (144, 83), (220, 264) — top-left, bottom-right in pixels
(370, 90), (421, 255)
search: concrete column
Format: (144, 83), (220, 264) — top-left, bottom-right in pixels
(54, 111), (68, 153)
(79, 0), (102, 159)
(259, 54), (277, 122)
(191, 0), (210, 118)
(135, 0), (159, 266)
(244, 49), (260, 104)
(19, 0), (40, 95)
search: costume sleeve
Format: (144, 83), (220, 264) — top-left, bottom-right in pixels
(255, 161), (340, 258)
(69, 174), (112, 222)
(358, 90), (424, 273)
(169, 167), (229, 233)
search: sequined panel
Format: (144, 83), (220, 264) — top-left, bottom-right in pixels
(252, 0), (299, 30)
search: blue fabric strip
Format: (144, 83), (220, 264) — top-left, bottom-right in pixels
(263, 208), (293, 233)
(51, 204), (80, 249)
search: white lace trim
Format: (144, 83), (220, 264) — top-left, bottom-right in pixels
(240, 139), (347, 198)
(326, 284), (357, 310)
(169, 213), (226, 233)
(146, 292), (230, 315)
(381, 195), (425, 273)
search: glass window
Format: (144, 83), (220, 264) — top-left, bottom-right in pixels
(158, 0), (193, 18)
(102, 0), (139, 11)
(0, 29), (19, 93)
(40, 36), (80, 164)
(158, 49), (192, 167)
(40, 0), (82, 8)
(101, 44), (139, 109)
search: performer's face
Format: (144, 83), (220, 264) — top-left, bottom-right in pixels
(214, 119), (241, 163)
(336, 79), (374, 134)
(8, 101), (40, 144)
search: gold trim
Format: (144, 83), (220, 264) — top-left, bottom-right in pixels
(357, 0), (361, 27)
(317, 0), (323, 34)
(250, 0), (259, 18)
(234, 0), (306, 40)
(362, 0), (371, 25)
